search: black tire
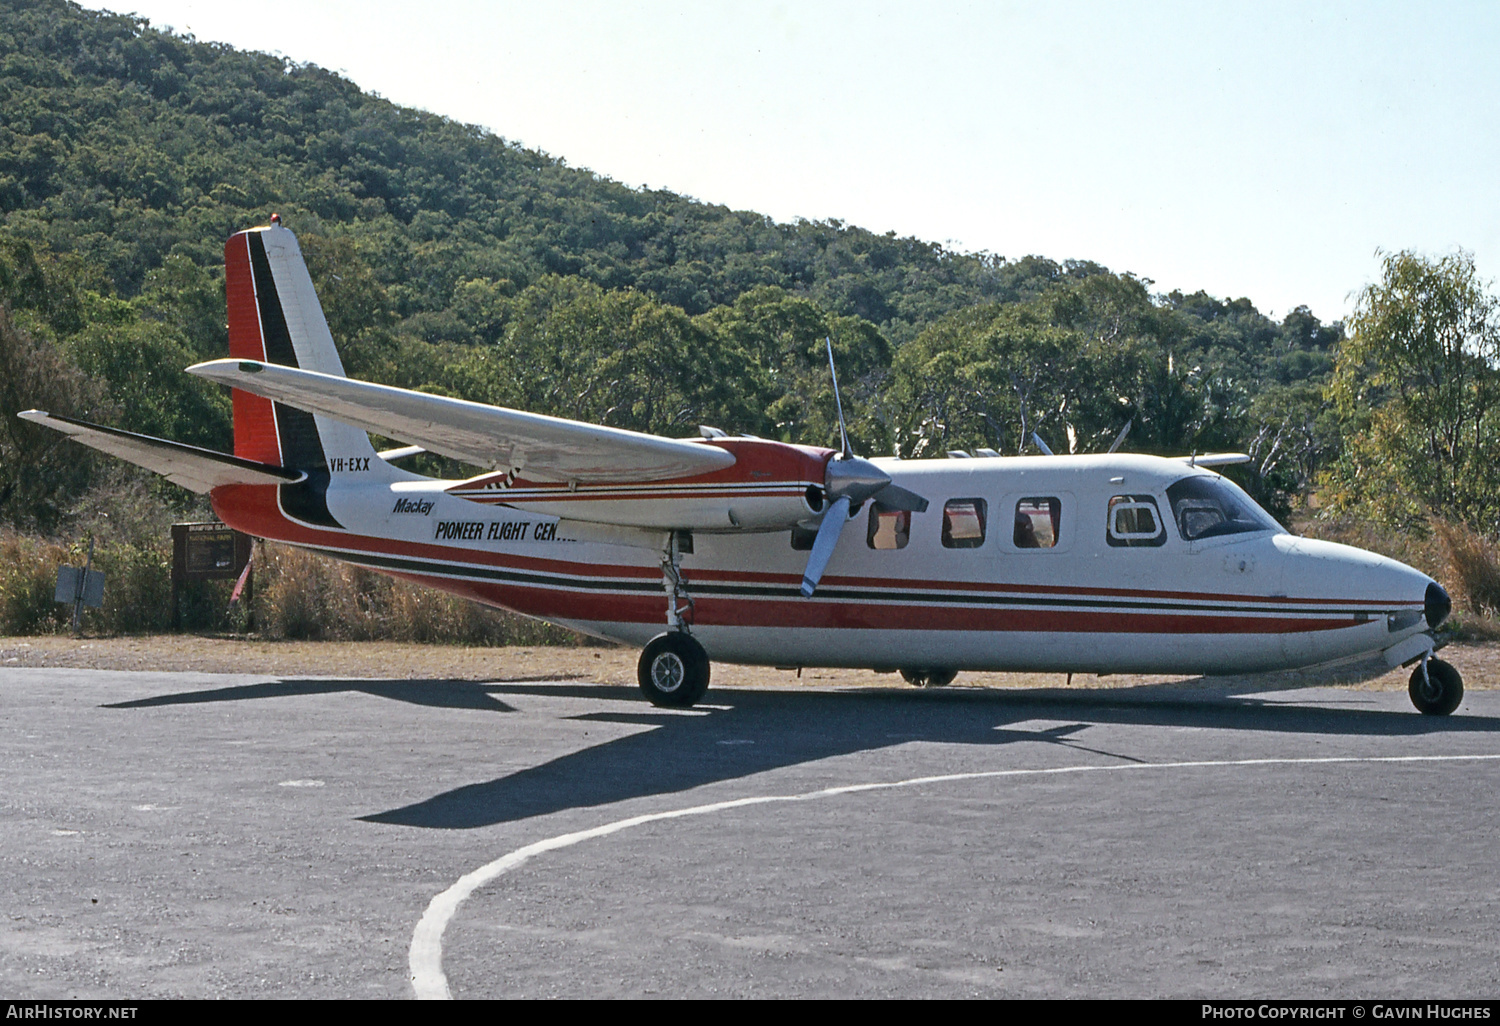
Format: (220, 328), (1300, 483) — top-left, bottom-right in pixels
(899, 667), (958, 688)
(638, 632), (711, 707)
(1409, 657), (1463, 716)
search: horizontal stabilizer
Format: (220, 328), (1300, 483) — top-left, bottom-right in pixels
(17, 410), (303, 494)
(187, 359), (738, 484)
(377, 444), (426, 462)
(1179, 453), (1253, 468)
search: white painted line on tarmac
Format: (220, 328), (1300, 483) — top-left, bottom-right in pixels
(409, 752), (1500, 999)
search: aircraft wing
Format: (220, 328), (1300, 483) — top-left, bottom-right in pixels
(186, 359), (737, 483)
(17, 410), (304, 493)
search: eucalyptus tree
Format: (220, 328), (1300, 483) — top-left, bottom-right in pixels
(1325, 250), (1500, 533)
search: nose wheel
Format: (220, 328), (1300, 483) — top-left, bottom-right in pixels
(638, 632), (711, 707)
(1409, 657), (1463, 716)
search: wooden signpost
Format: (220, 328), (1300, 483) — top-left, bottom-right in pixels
(170, 523), (253, 629)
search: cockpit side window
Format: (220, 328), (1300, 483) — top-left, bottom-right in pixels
(1014, 497), (1061, 549)
(1165, 475), (1283, 542)
(942, 498), (987, 548)
(1107, 494), (1166, 547)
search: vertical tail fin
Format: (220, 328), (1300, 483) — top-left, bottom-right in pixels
(224, 221), (382, 528)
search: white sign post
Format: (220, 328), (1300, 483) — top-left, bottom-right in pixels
(54, 535), (104, 636)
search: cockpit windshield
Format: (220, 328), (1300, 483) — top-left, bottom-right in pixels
(1165, 475), (1283, 542)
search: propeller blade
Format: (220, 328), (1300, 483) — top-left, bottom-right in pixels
(1031, 432), (1054, 456)
(825, 336), (852, 459)
(872, 483), (929, 513)
(1106, 419), (1133, 453)
(800, 495), (851, 598)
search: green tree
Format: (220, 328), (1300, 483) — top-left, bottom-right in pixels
(0, 306), (109, 529)
(695, 286), (891, 453)
(885, 274), (1248, 461)
(451, 277), (767, 439)
(1324, 250), (1500, 533)
(65, 294), (231, 451)
(886, 302), (1091, 458)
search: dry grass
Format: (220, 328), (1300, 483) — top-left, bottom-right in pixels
(0, 530), (71, 634)
(0, 529), (584, 645)
(1430, 520), (1500, 618)
(249, 542), (581, 645)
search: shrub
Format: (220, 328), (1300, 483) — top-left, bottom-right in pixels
(1431, 520), (1500, 617)
(1, 526), (586, 645)
(250, 542), (584, 645)
(0, 529), (179, 635)
(0, 530), (70, 633)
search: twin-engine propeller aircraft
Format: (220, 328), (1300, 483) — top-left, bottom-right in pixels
(21, 220), (1465, 714)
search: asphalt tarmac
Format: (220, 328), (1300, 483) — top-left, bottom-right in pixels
(2, 667), (1498, 999)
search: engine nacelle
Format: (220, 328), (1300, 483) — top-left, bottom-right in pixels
(446, 438), (835, 532)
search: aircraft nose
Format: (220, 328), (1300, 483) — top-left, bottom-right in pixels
(1426, 581), (1452, 629)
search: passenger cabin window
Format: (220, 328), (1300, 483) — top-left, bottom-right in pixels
(1107, 494), (1166, 547)
(1165, 475), (1282, 542)
(867, 507), (911, 550)
(1014, 497), (1061, 549)
(942, 499), (987, 549)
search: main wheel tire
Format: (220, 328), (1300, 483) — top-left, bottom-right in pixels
(899, 667), (958, 688)
(1409, 657), (1463, 716)
(638, 632), (711, 707)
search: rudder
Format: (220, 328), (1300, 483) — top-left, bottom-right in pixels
(223, 220), (382, 528)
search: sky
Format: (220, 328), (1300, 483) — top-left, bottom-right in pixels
(103, 0), (1500, 324)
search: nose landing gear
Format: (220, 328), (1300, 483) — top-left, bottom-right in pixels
(1409, 656), (1463, 716)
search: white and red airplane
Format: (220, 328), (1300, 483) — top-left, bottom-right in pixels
(20, 220), (1464, 714)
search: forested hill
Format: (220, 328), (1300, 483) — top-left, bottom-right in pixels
(0, 0), (1032, 333)
(1, 0), (1346, 530)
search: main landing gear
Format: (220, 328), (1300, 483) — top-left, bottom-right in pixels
(900, 668), (957, 688)
(1409, 656), (1463, 716)
(638, 530), (711, 707)
(638, 632), (711, 707)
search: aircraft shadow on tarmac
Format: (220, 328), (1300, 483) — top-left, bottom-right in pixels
(106, 675), (1500, 831)
(107, 677), (520, 713)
